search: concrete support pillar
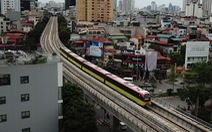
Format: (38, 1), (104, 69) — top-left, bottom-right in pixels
(112, 116), (120, 132)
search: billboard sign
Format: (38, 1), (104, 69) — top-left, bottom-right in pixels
(85, 41), (103, 57)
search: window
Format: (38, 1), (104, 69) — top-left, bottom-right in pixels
(0, 114), (7, 122)
(0, 74), (10, 86)
(21, 111), (30, 119)
(20, 76), (29, 84)
(22, 128), (30, 132)
(0, 96), (6, 104)
(21, 94), (29, 102)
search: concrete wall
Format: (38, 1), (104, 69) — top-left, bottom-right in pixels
(0, 62), (62, 132)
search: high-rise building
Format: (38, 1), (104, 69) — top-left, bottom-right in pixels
(49, 1), (56, 7)
(185, 0), (203, 17)
(20, 0), (38, 11)
(151, 1), (157, 11)
(168, 3), (173, 13)
(76, 0), (113, 22)
(65, 0), (76, 10)
(183, 0), (192, 11)
(0, 59), (63, 132)
(114, 0), (117, 11)
(122, 0), (134, 12)
(118, 0), (123, 11)
(202, 0), (212, 16)
(1, 0), (21, 15)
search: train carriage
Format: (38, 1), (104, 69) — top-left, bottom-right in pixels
(60, 46), (151, 106)
(82, 61), (110, 83)
(105, 74), (151, 106)
(60, 46), (71, 58)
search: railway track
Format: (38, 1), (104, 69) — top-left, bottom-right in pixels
(40, 16), (211, 132)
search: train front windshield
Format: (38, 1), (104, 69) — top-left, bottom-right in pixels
(144, 94), (150, 101)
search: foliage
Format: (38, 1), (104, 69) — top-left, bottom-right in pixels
(168, 45), (185, 66)
(179, 85), (210, 107)
(70, 16), (76, 20)
(194, 107), (211, 123)
(58, 15), (71, 47)
(168, 53), (184, 66)
(23, 18), (49, 50)
(179, 62), (212, 122)
(24, 55), (47, 64)
(168, 65), (178, 82)
(117, 65), (124, 76)
(149, 80), (157, 88)
(62, 83), (97, 132)
(148, 44), (164, 56)
(166, 89), (173, 96)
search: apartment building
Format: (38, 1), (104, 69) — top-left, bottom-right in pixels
(0, 0), (21, 15)
(0, 56), (63, 132)
(0, 15), (11, 34)
(122, 0), (135, 12)
(185, 0), (203, 17)
(185, 41), (210, 70)
(76, 0), (113, 22)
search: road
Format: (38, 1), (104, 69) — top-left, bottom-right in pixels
(134, 77), (188, 109)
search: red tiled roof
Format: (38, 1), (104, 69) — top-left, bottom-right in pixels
(7, 30), (27, 34)
(157, 52), (170, 61)
(146, 35), (156, 39)
(23, 23), (34, 27)
(134, 34), (143, 39)
(155, 40), (172, 46)
(28, 15), (37, 17)
(0, 39), (16, 44)
(162, 31), (170, 34)
(82, 38), (107, 42)
(73, 40), (84, 44)
(6, 35), (22, 39)
(145, 35), (156, 41)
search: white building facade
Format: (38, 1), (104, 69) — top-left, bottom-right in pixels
(0, 0), (21, 15)
(185, 0), (203, 17)
(0, 62), (63, 132)
(202, 0), (212, 16)
(185, 41), (210, 70)
(0, 15), (11, 34)
(183, 0), (192, 11)
(122, 0), (135, 12)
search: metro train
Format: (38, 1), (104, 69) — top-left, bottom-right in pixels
(60, 46), (151, 106)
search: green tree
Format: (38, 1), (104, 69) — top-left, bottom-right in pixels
(62, 83), (97, 132)
(179, 84), (210, 116)
(179, 62), (211, 120)
(168, 45), (185, 66)
(148, 44), (164, 56)
(23, 19), (49, 50)
(169, 53), (184, 66)
(58, 15), (71, 46)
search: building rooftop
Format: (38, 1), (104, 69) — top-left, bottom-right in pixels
(0, 50), (60, 66)
(156, 34), (175, 38)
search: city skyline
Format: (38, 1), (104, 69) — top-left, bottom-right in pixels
(39, 0), (183, 8)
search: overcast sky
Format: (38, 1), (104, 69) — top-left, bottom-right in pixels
(39, 0), (183, 8)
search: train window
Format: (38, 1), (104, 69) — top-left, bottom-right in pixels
(123, 77), (133, 82)
(144, 94), (150, 101)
